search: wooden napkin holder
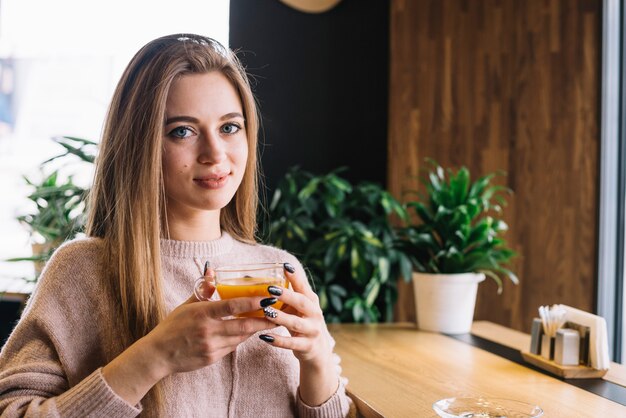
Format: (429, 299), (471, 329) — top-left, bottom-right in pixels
(520, 351), (608, 379)
(521, 316), (608, 379)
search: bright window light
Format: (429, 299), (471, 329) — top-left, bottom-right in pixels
(0, 0), (230, 291)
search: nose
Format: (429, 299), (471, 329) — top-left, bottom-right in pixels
(197, 130), (226, 164)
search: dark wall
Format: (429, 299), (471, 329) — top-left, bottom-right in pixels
(229, 0), (389, 192)
(0, 299), (23, 347)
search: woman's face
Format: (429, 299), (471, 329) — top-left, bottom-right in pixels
(162, 71), (248, 218)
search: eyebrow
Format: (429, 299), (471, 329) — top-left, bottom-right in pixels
(164, 112), (245, 125)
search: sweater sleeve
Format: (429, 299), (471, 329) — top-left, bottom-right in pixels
(296, 378), (353, 418)
(0, 239), (142, 418)
(0, 318), (141, 418)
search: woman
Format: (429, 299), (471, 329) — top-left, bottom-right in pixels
(0, 34), (351, 417)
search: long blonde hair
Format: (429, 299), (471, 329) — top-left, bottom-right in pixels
(86, 34), (259, 413)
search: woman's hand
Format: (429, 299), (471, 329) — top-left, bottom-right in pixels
(258, 262), (339, 406)
(145, 292), (273, 375)
(102, 268), (273, 406)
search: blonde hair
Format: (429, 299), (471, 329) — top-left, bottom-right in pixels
(86, 34), (259, 414)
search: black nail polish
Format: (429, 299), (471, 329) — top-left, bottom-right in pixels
(284, 262), (295, 274)
(260, 297), (277, 308)
(259, 334), (274, 343)
(263, 307), (278, 318)
(268, 285), (283, 296)
(203, 261), (210, 275)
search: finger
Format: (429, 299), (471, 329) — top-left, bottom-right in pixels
(207, 296), (269, 318)
(270, 286), (320, 317)
(262, 307), (317, 336)
(206, 336), (252, 358)
(258, 333), (311, 352)
(283, 262), (316, 299)
(201, 261), (217, 299)
(222, 317), (275, 336)
(196, 280), (216, 301)
(280, 305), (299, 315)
(203, 261), (216, 280)
(182, 294), (199, 305)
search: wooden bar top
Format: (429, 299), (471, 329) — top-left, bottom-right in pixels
(329, 322), (626, 418)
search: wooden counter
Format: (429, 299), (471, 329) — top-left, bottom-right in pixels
(329, 322), (626, 417)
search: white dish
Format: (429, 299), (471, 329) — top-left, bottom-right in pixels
(432, 397), (543, 418)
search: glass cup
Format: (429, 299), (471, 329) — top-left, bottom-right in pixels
(432, 397), (543, 418)
(194, 262), (288, 317)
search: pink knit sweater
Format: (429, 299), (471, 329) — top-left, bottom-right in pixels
(0, 233), (351, 417)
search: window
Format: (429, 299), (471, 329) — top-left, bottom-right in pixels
(0, 0), (230, 292)
(597, 0), (624, 362)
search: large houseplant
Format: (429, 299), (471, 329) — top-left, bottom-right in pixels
(7, 136), (96, 281)
(260, 167), (412, 323)
(399, 160), (518, 334)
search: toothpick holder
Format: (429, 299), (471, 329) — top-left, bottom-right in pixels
(522, 316), (608, 379)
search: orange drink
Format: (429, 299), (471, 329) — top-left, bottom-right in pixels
(213, 263), (287, 318)
(216, 276), (288, 317)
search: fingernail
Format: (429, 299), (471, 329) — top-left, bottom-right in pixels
(260, 297), (277, 308)
(268, 285), (283, 296)
(263, 307), (278, 318)
(259, 334), (274, 343)
(284, 263), (295, 274)
(203, 261), (210, 275)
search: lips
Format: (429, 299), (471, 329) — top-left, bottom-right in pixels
(193, 172), (230, 189)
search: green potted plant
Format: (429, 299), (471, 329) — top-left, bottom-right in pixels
(260, 167), (412, 323)
(12, 170), (87, 275)
(7, 136), (96, 280)
(398, 159), (518, 334)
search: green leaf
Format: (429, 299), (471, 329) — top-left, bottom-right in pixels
(378, 257), (390, 283)
(392, 200), (409, 222)
(329, 176), (352, 192)
(361, 234), (383, 248)
(290, 222), (307, 241)
(482, 185), (510, 205)
(480, 270), (504, 294)
(398, 252), (413, 282)
(495, 267), (519, 285)
(324, 240), (340, 267)
(4, 253), (51, 263)
(451, 167), (470, 204)
(468, 173), (496, 200)
(269, 188), (282, 211)
(364, 279), (381, 306)
(41, 136), (98, 165)
(429, 171), (442, 192)
(318, 289), (328, 310)
(298, 178), (320, 200)
(352, 300), (364, 322)
(329, 284), (347, 297)
(324, 230), (342, 241)
(329, 291), (343, 313)
(60, 136), (98, 146)
(350, 246), (360, 277)
(337, 242), (347, 258)
(380, 194), (392, 214)
(324, 200), (338, 218)
(493, 219), (508, 232)
(408, 202), (433, 224)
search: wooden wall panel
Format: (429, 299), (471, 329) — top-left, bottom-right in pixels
(389, 0), (601, 332)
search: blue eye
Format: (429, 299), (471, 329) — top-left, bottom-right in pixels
(169, 126), (194, 139)
(221, 123), (242, 135)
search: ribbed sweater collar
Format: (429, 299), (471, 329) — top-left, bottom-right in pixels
(160, 232), (235, 258)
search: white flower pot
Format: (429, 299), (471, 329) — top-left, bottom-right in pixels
(412, 272), (485, 334)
